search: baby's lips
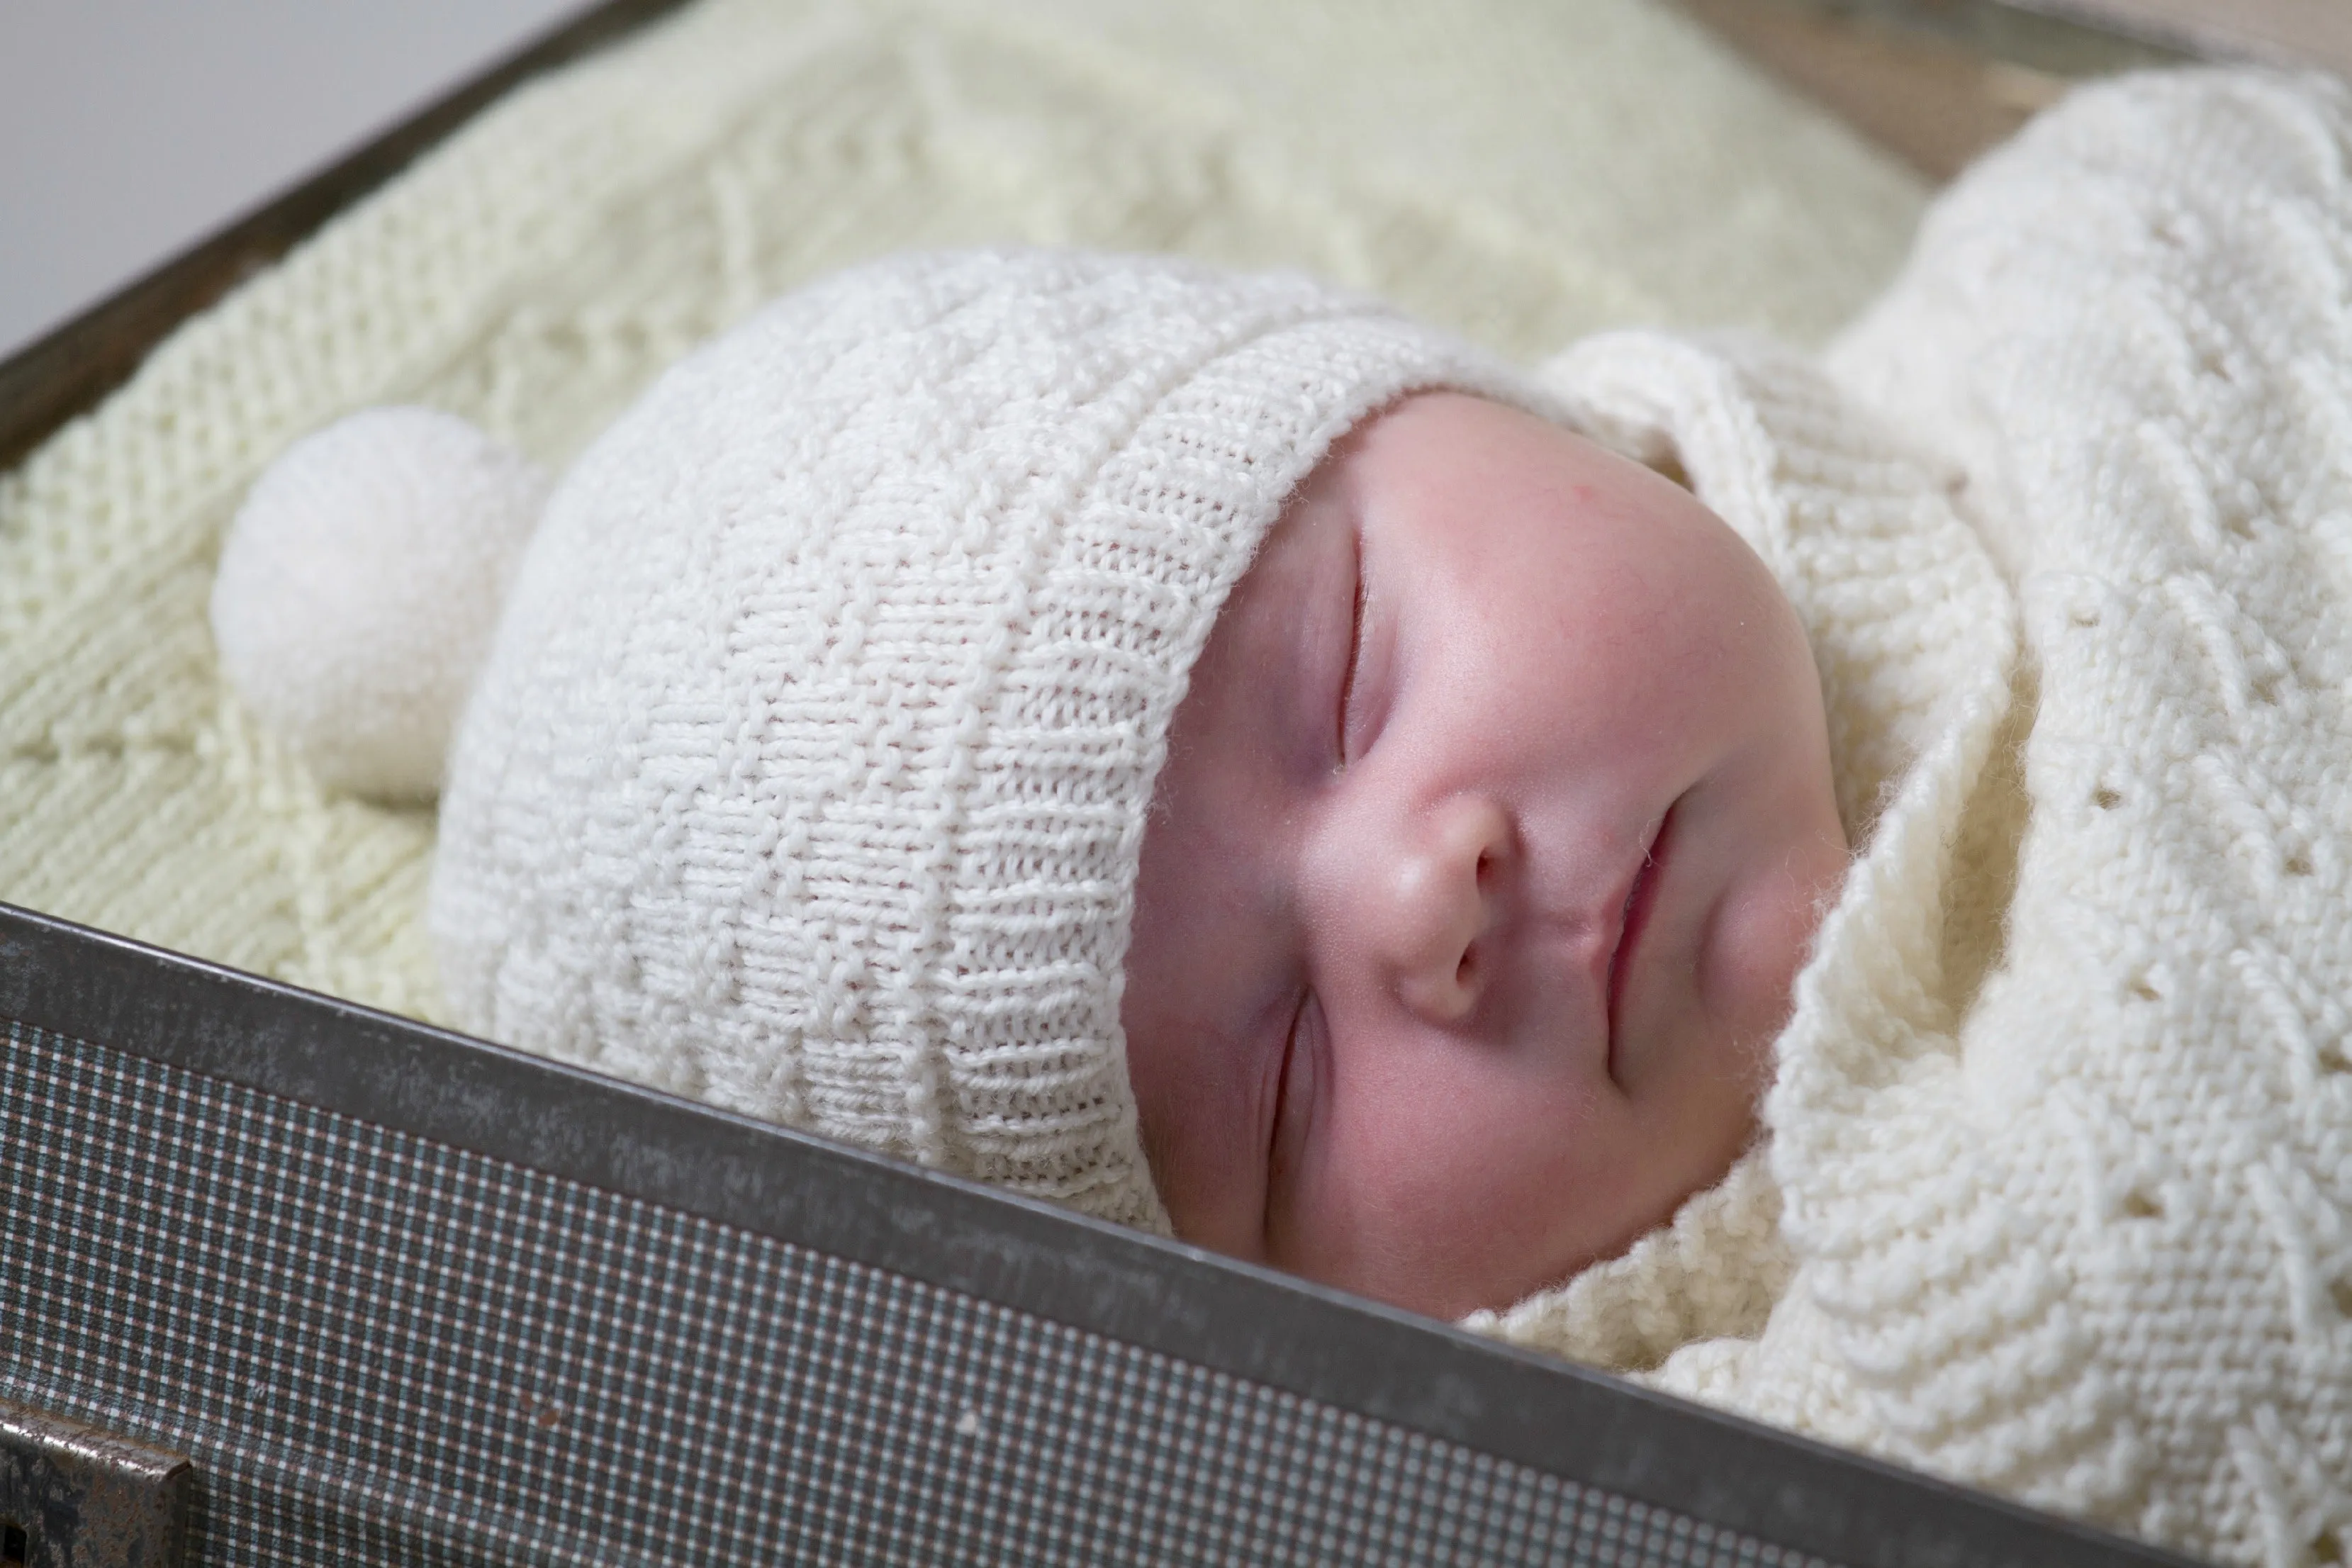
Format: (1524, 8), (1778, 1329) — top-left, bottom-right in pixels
(1603, 797), (1681, 1085)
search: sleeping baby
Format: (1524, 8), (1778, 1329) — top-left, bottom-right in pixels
(209, 68), (2351, 1568)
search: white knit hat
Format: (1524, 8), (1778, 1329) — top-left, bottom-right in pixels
(212, 247), (1543, 1230)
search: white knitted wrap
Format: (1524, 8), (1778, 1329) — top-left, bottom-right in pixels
(432, 248), (1533, 1229)
(1471, 71), (2352, 1568)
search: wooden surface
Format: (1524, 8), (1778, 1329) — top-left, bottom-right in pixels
(1671, 0), (2186, 181)
(2025, 0), (2352, 77)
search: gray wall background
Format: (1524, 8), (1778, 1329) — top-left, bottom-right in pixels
(0, 1), (590, 362)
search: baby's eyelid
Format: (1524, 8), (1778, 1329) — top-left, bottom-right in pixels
(1265, 987), (1311, 1244)
(1335, 530), (1368, 766)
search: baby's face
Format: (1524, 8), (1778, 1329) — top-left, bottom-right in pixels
(1121, 392), (1847, 1320)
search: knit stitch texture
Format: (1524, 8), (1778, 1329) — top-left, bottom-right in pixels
(429, 248), (1535, 1226)
(1475, 70), (2352, 1568)
(0, 0), (1920, 1019)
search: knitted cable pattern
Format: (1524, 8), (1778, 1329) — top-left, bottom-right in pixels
(0, 0), (1920, 1019)
(430, 248), (1536, 1226)
(1467, 323), (2018, 1374)
(1477, 71), (2352, 1568)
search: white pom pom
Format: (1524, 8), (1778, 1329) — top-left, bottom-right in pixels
(211, 406), (549, 802)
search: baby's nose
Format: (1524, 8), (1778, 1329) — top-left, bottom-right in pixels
(1372, 795), (1513, 1026)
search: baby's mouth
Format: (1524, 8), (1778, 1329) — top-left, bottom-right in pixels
(1604, 800), (1677, 1080)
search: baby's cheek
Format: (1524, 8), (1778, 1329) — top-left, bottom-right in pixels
(1700, 824), (1847, 1045)
(1120, 1000), (1268, 1258)
(1285, 1055), (1619, 1318)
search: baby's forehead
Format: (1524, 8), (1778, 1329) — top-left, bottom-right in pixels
(1206, 390), (1626, 595)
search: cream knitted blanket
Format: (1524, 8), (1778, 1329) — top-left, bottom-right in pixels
(0, 0), (1920, 1016)
(1476, 70), (2352, 1568)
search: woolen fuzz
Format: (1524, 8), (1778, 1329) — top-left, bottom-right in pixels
(430, 248), (1535, 1230)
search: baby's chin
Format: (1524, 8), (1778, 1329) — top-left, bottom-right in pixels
(1505, 834), (1836, 1311)
(1336, 1070), (1771, 1322)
